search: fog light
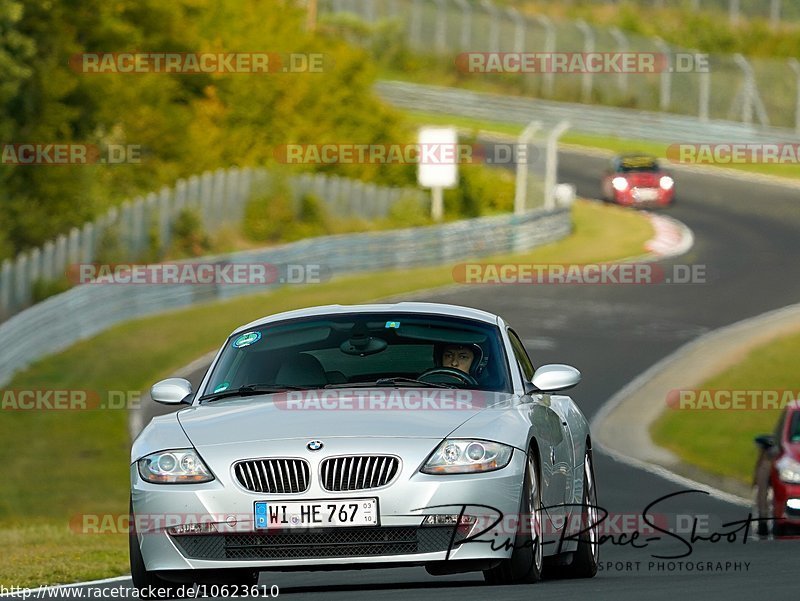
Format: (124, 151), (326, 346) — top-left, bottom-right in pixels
(422, 514), (476, 526)
(786, 499), (800, 511)
(167, 522), (218, 536)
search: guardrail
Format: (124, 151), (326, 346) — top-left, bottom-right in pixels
(376, 80), (800, 144)
(0, 205), (572, 387)
(0, 168), (425, 321)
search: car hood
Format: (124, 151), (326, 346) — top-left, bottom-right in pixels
(624, 171), (662, 187)
(177, 388), (517, 446)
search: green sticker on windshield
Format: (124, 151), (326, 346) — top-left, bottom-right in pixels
(385, 321), (401, 329)
(233, 331), (261, 348)
(213, 382), (230, 393)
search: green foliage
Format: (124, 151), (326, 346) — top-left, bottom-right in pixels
(30, 277), (71, 303)
(515, 0), (800, 59)
(93, 225), (124, 266)
(445, 165), (516, 218)
(0, 227), (12, 261)
(0, 0), (413, 260)
(171, 208), (211, 258)
(243, 186), (333, 244)
(384, 194), (431, 228)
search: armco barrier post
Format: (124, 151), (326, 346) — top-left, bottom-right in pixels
(514, 120), (542, 216)
(545, 120), (571, 211)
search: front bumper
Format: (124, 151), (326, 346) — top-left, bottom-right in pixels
(131, 438), (526, 572)
(615, 187), (673, 206)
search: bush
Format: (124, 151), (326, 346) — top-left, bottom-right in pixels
(93, 225), (125, 266)
(444, 165), (516, 218)
(243, 184), (332, 244)
(31, 277), (72, 303)
(171, 209), (211, 258)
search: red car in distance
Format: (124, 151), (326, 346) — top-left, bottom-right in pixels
(601, 153), (675, 207)
(754, 401), (800, 536)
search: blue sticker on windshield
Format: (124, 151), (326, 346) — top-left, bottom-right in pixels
(233, 331), (261, 348)
(385, 321), (401, 329)
(213, 382), (230, 393)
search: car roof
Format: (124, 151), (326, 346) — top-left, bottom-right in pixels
(231, 302), (502, 336)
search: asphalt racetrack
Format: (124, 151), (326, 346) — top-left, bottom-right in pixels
(39, 150), (800, 600)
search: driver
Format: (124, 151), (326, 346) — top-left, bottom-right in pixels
(440, 344), (475, 374)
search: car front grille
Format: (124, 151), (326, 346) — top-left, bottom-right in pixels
(320, 455), (400, 491)
(234, 459), (310, 494)
(171, 526), (462, 560)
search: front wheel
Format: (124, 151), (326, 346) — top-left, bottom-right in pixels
(483, 449), (543, 584)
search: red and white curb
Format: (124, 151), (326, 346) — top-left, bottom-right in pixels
(643, 213), (694, 260)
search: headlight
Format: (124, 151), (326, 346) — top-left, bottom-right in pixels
(421, 440), (513, 474)
(611, 177), (629, 192)
(777, 456), (800, 484)
(138, 449), (214, 484)
(659, 176), (675, 190)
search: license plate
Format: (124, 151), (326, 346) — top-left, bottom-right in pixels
(635, 188), (659, 201)
(254, 498), (379, 529)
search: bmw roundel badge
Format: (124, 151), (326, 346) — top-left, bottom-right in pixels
(307, 440), (324, 451)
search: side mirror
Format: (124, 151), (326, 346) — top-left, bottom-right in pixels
(754, 434), (776, 450)
(150, 378), (193, 405)
(530, 364), (581, 393)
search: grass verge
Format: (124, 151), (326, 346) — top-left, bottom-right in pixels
(405, 110), (800, 181)
(0, 199), (653, 587)
(651, 328), (800, 484)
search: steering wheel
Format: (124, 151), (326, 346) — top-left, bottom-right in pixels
(418, 367), (478, 387)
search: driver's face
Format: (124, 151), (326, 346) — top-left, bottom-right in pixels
(442, 346), (474, 373)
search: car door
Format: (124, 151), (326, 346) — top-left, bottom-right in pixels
(507, 328), (574, 536)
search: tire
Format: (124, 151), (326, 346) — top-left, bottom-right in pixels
(129, 499), (188, 599)
(483, 449), (543, 585)
(547, 448), (599, 579)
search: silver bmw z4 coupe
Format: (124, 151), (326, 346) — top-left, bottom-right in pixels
(130, 302), (599, 594)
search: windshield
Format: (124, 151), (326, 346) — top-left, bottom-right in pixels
(203, 313), (512, 398)
(789, 411), (800, 443)
(615, 155), (660, 172)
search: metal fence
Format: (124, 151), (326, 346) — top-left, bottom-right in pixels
(321, 0), (800, 132)
(0, 204), (572, 387)
(558, 0), (795, 27)
(0, 168), (425, 321)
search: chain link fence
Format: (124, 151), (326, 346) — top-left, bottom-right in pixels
(559, 0), (797, 27)
(0, 168), (425, 321)
(322, 0), (800, 132)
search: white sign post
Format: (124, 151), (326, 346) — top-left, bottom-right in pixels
(417, 127), (459, 221)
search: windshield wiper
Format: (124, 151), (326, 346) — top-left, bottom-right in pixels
(325, 377), (456, 389)
(199, 384), (313, 403)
